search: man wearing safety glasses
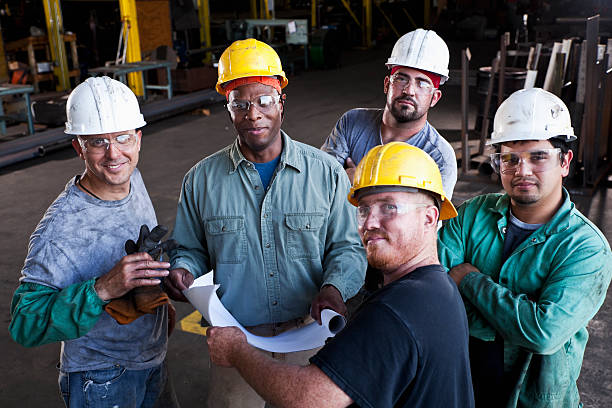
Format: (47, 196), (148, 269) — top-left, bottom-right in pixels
(9, 77), (174, 407)
(164, 39), (366, 408)
(205, 143), (474, 408)
(438, 88), (612, 408)
(321, 29), (457, 200)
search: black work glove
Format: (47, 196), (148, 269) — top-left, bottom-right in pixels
(125, 224), (179, 259)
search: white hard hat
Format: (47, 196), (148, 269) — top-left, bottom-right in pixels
(487, 88), (576, 145)
(65, 76), (146, 135)
(386, 29), (450, 84)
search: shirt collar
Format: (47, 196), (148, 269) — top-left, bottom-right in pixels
(490, 187), (572, 235)
(227, 130), (302, 174)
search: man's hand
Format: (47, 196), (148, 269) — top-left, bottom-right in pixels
(163, 268), (195, 302)
(94, 253), (170, 301)
(311, 285), (346, 325)
(344, 157), (357, 184)
(449, 262), (479, 286)
(207, 326), (248, 367)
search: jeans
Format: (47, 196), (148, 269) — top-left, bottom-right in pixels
(58, 361), (166, 408)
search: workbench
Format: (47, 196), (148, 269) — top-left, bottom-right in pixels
(5, 34), (79, 92)
(0, 84), (35, 135)
(88, 61), (173, 100)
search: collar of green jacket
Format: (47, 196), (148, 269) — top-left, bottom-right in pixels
(489, 187), (573, 237)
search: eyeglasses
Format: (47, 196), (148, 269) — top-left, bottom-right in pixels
(227, 94), (281, 114)
(78, 133), (138, 154)
(389, 74), (435, 95)
(357, 201), (430, 226)
(490, 148), (562, 174)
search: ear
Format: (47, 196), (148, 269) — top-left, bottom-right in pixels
(383, 76), (390, 94)
(560, 149), (573, 177)
(136, 130), (142, 152)
(429, 89), (442, 108)
(71, 138), (85, 160)
(423, 205), (440, 230)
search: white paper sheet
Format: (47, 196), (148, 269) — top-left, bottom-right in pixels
(183, 273), (346, 353)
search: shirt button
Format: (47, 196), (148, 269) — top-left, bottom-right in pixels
(272, 301), (278, 306)
(255, 185), (259, 190)
(531, 238), (537, 242)
(263, 214), (268, 218)
(221, 226), (226, 232)
(269, 272), (274, 277)
(265, 242), (271, 248)
(502, 227), (507, 234)
(305, 224), (310, 229)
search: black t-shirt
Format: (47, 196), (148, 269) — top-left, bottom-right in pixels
(310, 265), (474, 408)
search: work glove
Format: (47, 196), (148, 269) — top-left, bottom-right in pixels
(105, 225), (179, 325)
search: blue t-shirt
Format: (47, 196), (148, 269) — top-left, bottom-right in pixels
(321, 108), (457, 199)
(310, 265), (474, 408)
(253, 155), (281, 191)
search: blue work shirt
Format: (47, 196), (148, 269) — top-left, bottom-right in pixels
(321, 108), (457, 198)
(170, 131), (366, 326)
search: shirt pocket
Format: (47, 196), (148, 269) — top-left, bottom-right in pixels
(205, 216), (247, 264)
(285, 213), (325, 259)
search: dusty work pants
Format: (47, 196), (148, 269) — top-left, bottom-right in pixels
(206, 316), (321, 408)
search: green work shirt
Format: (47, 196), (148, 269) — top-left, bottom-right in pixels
(438, 189), (612, 407)
(170, 131), (366, 326)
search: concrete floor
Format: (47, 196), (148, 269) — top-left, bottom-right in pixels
(1, 43), (611, 407)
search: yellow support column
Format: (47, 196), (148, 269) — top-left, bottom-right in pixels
(251, 0), (258, 19)
(118, 0), (144, 96)
(362, 0), (372, 48)
(198, 0), (211, 63)
(0, 24), (8, 82)
(311, 0), (316, 28)
(42, 0), (70, 91)
(424, 0), (430, 28)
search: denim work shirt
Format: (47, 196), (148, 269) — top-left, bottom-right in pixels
(320, 108), (457, 199)
(171, 131), (366, 326)
(438, 189), (612, 407)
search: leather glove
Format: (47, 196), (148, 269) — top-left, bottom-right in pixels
(105, 225), (179, 325)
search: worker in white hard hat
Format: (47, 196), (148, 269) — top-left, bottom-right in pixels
(163, 39), (366, 408)
(438, 88), (612, 407)
(9, 76), (177, 407)
(321, 28), (457, 200)
(204, 143), (474, 408)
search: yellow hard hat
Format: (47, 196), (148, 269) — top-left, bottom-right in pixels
(348, 142), (457, 220)
(216, 38), (289, 95)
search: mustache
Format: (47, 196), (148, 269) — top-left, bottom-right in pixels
(363, 230), (389, 242)
(394, 96), (417, 106)
(511, 177), (539, 187)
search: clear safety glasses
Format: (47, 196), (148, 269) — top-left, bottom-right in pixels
(356, 202), (430, 226)
(389, 74), (435, 95)
(78, 133), (138, 154)
(227, 94), (281, 114)
(490, 148), (562, 174)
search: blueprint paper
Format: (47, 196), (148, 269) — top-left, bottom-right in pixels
(183, 273), (346, 353)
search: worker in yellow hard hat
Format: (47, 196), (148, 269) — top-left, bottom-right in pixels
(205, 142), (474, 408)
(164, 38), (366, 408)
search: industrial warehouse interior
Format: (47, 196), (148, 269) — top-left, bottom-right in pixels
(1, 0), (611, 407)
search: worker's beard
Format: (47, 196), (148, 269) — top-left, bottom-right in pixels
(389, 95), (431, 123)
